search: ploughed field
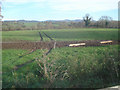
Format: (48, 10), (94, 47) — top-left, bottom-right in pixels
(2, 40), (119, 49)
(2, 28), (119, 49)
(2, 28), (120, 88)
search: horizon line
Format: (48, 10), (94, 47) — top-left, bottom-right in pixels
(2, 19), (118, 21)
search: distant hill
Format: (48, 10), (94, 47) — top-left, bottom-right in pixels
(3, 20), (39, 22)
(3, 19), (83, 23)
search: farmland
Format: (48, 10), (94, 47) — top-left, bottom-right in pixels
(2, 28), (119, 42)
(2, 28), (120, 88)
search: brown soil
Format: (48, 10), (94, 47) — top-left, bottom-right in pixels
(2, 40), (120, 50)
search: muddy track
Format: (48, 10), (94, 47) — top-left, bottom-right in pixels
(13, 59), (35, 70)
(43, 32), (53, 41)
(2, 40), (120, 50)
(39, 32), (43, 41)
(19, 49), (36, 58)
(45, 47), (53, 55)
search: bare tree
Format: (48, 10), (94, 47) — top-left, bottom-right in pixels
(99, 16), (112, 28)
(83, 14), (92, 27)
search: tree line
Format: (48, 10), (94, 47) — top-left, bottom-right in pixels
(2, 14), (118, 31)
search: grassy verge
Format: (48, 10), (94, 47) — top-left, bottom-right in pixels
(2, 45), (120, 88)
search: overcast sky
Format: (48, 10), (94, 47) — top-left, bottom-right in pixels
(1, 0), (119, 21)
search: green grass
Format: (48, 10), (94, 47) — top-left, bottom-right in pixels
(2, 28), (120, 88)
(2, 28), (119, 42)
(2, 45), (120, 88)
